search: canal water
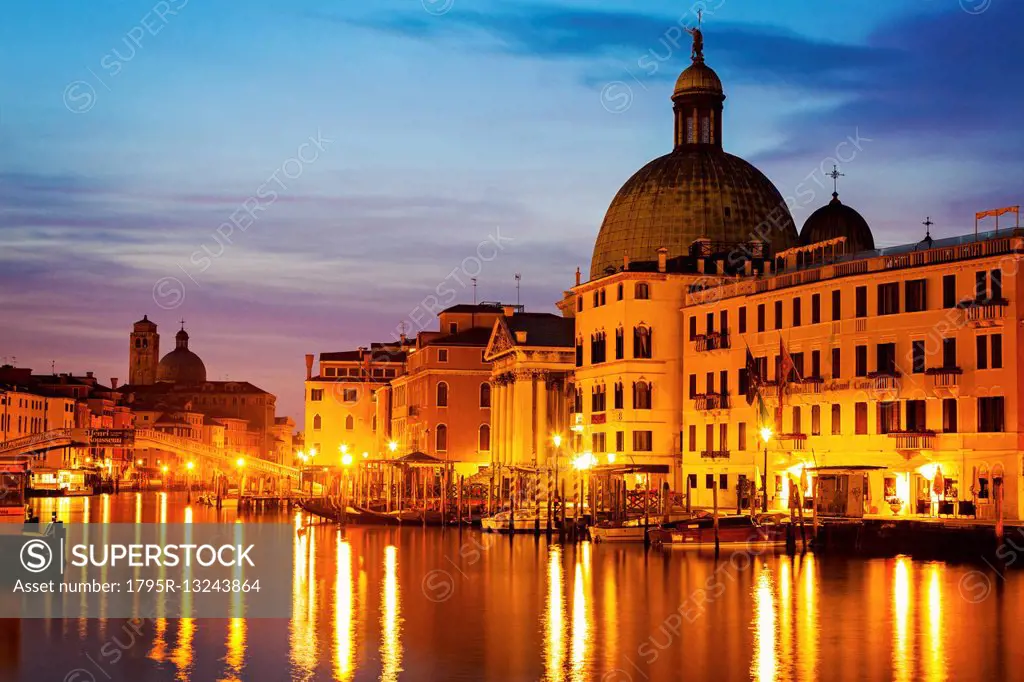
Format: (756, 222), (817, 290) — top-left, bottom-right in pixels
(2, 492), (1021, 681)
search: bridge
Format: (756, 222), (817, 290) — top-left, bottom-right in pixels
(0, 428), (299, 485)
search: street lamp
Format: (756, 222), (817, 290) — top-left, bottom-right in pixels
(759, 426), (773, 513)
(186, 461), (195, 502)
(388, 440), (398, 454)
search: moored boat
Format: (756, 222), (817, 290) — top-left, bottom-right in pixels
(590, 511), (712, 543)
(649, 513), (790, 548)
(480, 509), (553, 533)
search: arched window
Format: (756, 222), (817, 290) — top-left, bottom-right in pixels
(633, 325), (652, 359)
(615, 327), (625, 359)
(436, 424), (448, 452)
(437, 381), (449, 407)
(614, 382), (624, 409)
(634, 381), (652, 410)
(134, 338), (142, 348)
(313, 414), (322, 431)
(345, 415), (354, 430)
(635, 282), (650, 300)
(480, 383), (491, 408)
(575, 337), (584, 367)
(479, 424), (491, 451)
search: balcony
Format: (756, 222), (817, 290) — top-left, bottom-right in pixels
(788, 377), (824, 403)
(695, 331), (731, 352)
(960, 297), (1008, 327)
(775, 433), (807, 450)
(694, 393), (730, 411)
(925, 367), (962, 398)
(890, 430), (936, 453)
(701, 450), (730, 460)
(868, 372), (901, 399)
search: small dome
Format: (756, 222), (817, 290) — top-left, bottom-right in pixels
(800, 193), (875, 253)
(674, 62), (723, 97)
(156, 329), (207, 384)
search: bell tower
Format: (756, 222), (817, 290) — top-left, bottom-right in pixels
(129, 315), (160, 385)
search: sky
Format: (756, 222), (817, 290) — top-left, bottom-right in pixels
(1, 0), (1021, 422)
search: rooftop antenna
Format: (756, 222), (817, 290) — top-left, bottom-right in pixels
(51, 360), (56, 375)
(514, 273), (522, 307)
(472, 277), (478, 304)
(828, 164), (844, 199)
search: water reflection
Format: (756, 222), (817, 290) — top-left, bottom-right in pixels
(380, 545), (403, 682)
(170, 617), (195, 680)
(223, 617), (247, 681)
(544, 545), (565, 681)
(752, 562), (777, 682)
(893, 556), (912, 682)
(570, 546), (591, 682)
(290, 515), (318, 677)
(333, 535), (354, 681)
(926, 564), (946, 681)
(799, 554), (817, 681)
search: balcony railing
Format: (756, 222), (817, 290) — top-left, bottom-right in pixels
(925, 367), (962, 388)
(961, 298), (1008, 323)
(695, 332), (731, 352)
(701, 450), (731, 460)
(889, 431), (936, 450)
(788, 377), (824, 396)
(868, 372), (901, 392)
(694, 393), (730, 411)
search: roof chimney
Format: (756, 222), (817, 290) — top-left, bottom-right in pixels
(623, 253), (630, 270)
(110, 378), (118, 390)
(575, 267), (581, 286)
(304, 354), (314, 381)
(515, 331), (527, 344)
(657, 247), (668, 273)
(86, 371), (94, 379)
(503, 306), (515, 317)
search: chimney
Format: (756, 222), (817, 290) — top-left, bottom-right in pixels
(110, 378), (118, 390)
(657, 247), (668, 273)
(743, 261), (752, 276)
(575, 267), (581, 286)
(304, 354), (314, 381)
(515, 331), (527, 344)
(696, 259), (705, 274)
(86, 371), (94, 379)
(503, 306), (515, 317)
(623, 253), (630, 270)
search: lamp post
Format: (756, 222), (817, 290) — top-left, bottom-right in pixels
(308, 447), (317, 495)
(236, 457), (246, 505)
(759, 427), (773, 513)
(297, 450), (307, 493)
(572, 451), (596, 532)
(552, 434), (563, 517)
(161, 465), (169, 491)
(340, 451), (353, 522)
(186, 460), (195, 503)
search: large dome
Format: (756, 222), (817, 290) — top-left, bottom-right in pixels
(156, 329), (207, 385)
(589, 31), (797, 278)
(800, 193), (875, 253)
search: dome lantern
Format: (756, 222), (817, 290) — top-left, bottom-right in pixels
(672, 23), (725, 150)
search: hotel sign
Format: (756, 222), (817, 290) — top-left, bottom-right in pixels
(88, 429), (135, 447)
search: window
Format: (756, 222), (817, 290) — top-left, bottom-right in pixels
(907, 340), (924, 374)
(855, 346), (867, 377)
(877, 283), (899, 316)
(877, 402), (900, 434)
(943, 274), (957, 308)
(436, 382), (449, 407)
(719, 370), (728, 396)
(792, 406), (802, 434)
(991, 269), (1003, 301)
(310, 389), (324, 402)
(739, 307), (747, 334)
(343, 388), (358, 402)
(811, 294), (821, 324)
(436, 424), (448, 451)
(739, 369), (749, 397)
(757, 304), (766, 332)
(719, 474), (728, 491)
(449, 322), (458, 335)
(942, 399), (958, 433)
(615, 328), (624, 359)
(577, 297), (583, 312)
(633, 381), (652, 409)
(633, 431), (653, 451)
(633, 326), (652, 359)
(975, 270), (987, 299)
(706, 424), (714, 451)
(876, 343), (897, 375)
(720, 310), (729, 335)
(811, 350), (821, 379)
(942, 338), (957, 369)
(855, 286), (868, 318)
(978, 397), (1005, 432)
(591, 331), (607, 364)
(738, 423), (747, 451)
(438, 349), (449, 363)
(832, 347), (841, 379)
(313, 414), (322, 430)
(855, 403), (868, 435)
(992, 334), (1003, 369)
(705, 372), (714, 394)
(345, 415), (354, 430)
(688, 425), (697, 452)
(592, 432), (607, 453)
(905, 400), (926, 432)
(811, 405), (821, 435)
(793, 298), (802, 327)
(832, 290), (842, 321)
(688, 473), (697, 490)
(617, 283), (623, 301)
(905, 279), (927, 313)
(480, 383), (491, 408)
(831, 404), (841, 435)
(575, 338), (583, 367)
(689, 316), (698, 341)
(479, 424), (490, 451)
(573, 388), (582, 413)
(774, 300), (783, 330)
(705, 474), (714, 490)
(616, 431), (624, 452)
(591, 385), (607, 412)
(635, 282), (650, 300)
(325, 367), (337, 377)
(688, 374), (697, 399)
(614, 382), (623, 409)
(976, 335), (988, 370)
(593, 291), (600, 307)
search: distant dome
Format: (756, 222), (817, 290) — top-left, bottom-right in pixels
(156, 329), (207, 384)
(800, 193), (875, 253)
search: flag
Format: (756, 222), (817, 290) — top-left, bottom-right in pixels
(777, 336), (801, 400)
(756, 391), (771, 428)
(745, 346), (761, 406)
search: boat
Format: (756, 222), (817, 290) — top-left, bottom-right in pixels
(649, 513), (791, 548)
(481, 509), (554, 533)
(590, 510), (712, 543)
(0, 461), (30, 524)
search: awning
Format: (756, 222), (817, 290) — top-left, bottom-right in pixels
(593, 464), (671, 474)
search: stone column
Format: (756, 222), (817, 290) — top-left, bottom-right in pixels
(535, 372), (548, 467)
(514, 371), (533, 466)
(491, 380), (502, 466)
(504, 377), (515, 466)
